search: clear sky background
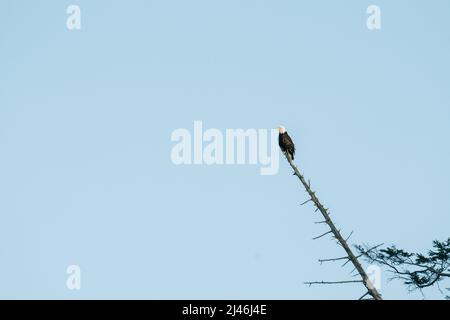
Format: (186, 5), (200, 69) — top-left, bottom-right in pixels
(0, 1), (449, 299)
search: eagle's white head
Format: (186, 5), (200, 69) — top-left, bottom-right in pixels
(277, 125), (286, 134)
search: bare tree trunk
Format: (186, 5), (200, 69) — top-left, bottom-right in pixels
(284, 153), (383, 300)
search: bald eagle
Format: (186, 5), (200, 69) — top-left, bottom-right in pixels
(278, 126), (295, 160)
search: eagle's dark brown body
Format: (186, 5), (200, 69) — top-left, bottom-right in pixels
(279, 132), (295, 160)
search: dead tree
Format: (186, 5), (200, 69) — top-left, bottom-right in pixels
(283, 153), (383, 300)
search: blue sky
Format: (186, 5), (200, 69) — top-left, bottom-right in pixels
(0, 1), (449, 299)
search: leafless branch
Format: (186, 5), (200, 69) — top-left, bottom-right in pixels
(318, 256), (349, 264)
(283, 153), (383, 300)
(358, 291), (370, 300)
(305, 280), (363, 286)
(313, 230), (333, 240)
(346, 231), (354, 242)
